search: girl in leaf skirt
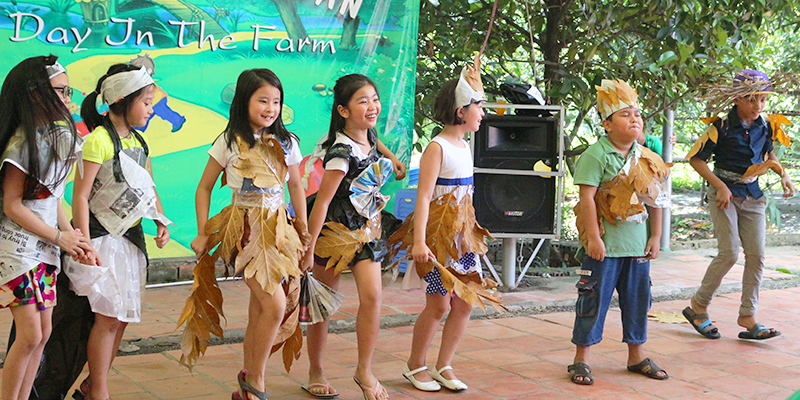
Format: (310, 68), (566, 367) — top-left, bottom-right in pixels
(388, 61), (499, 393)
(302, 74), (404, 400)
(186, 68), (309, 400)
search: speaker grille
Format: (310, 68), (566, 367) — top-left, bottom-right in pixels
(474, 171), (556, 235)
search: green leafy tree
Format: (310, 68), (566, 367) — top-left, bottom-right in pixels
(417, 0), (800, 172)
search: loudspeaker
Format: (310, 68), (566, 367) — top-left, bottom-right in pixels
(472, 114), (559, 235)
(473, 169), (556, 235)
(473, 114), (558, 169)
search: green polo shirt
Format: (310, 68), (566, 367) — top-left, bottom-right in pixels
(573, 136), (648, 257)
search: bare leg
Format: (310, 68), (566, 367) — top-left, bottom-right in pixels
(435, 296), (471, 381)
(240, 277), (286, 400)
(350, 259), (385, 399)
(3, 304), (51, 400)
(87, 315), (125, 400)
(306, 262), (340, 396)
(406, 293), (448, 383)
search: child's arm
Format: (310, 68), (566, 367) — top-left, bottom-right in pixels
(301, 169), (345, 271)
(689, 157), (732, 209)
(578, 184), (605, 262)
(377, 138), (407, 180)
(286, 163), (309, 240)
(3, 165), (92, 258)
(645, 206), (662, 260)
(72, 160), (103, 254)
(146, 157), (169, 249)
(767, 152), (795, 197)
(410, 142), (442, 263)
(56, 199), (100, 265)
(190, 157), (223, 258)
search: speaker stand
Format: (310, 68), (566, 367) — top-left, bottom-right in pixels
(482, 238), (547, 288)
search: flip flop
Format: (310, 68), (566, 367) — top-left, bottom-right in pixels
(738, 323), (781, 340)
(567, 362), (593, 385)
(72, 378), (91, 400)
(682, 307), (721, 339)
(301, 383), (340, 398)
(353, 377), (387, 400)
(627, 358), (669, 380)
(237, 370), (268, 400)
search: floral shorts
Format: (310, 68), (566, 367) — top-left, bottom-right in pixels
(0, 263), (57, 310)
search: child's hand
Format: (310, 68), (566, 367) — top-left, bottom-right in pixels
(411, 243), (435, 264)
(391, 157), (407, 180)
(154, 223), (170, 249)
(781, 174), (795, 197)
(190, 234), (208, 259)
(56, 229), (90, 259)
(645, 237), (660, 260)
(301, 251), (315, 273)
(586, 237), (606, 262)
(77, 245), (102, 266)
(714, 185), (733, 209)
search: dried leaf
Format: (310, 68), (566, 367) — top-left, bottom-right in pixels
(236, 207), (303, 295)
(768, 114), (793, 147)
(177, 253), (225, 370)
(233, 136), (288, 190)
(206, 205), (246, 263)
(648, 310), (689, 324)
(270, 278), (303, 372)
(316, 222), (371, 275)
(738, 159), (784, 184)
(430, 258), (505, 312)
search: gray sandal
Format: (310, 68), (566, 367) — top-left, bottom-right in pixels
(568, 362), (594, 385)
(682, 307), (720, 339)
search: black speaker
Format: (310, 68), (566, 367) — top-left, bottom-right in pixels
(473, 114), (558, 169)
(472, 114), (559, 235)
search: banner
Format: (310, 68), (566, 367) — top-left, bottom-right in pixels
(0, 0), (419, 257)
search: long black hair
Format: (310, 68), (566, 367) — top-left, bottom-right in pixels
(223, 68), (297, 150)
(320, 74), (378, 150)
(0, 55), (78, 199)
(80, 63), (150, 182)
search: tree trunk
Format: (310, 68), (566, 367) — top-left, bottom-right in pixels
(270, 0), (308, 42)
(340, 15), (360, 50)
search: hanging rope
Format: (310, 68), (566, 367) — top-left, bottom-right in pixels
(479, 0), (499, 57)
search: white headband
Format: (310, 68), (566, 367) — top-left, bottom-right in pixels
(100, 67), (154, 105)
(46, 62), (66, 80)
(455, 67), (486, 108)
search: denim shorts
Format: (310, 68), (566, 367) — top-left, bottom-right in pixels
(571, 256), (651, 347)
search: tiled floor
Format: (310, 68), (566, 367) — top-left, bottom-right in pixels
(2, 246), (800, 399)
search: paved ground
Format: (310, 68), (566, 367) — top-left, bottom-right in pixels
(2, 246), (800, 399)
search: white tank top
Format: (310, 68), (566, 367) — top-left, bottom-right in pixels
(430, 136), (474, 201)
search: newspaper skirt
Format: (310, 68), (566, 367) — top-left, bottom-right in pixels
(65, 235), (147, 322)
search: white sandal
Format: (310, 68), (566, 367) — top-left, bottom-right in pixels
(430, 366), (467, 391)
(402, 365), (441, 392)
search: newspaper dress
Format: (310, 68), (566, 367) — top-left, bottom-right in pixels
(177, 135), (310, 369)
(0, 124), (83, 285)
(386, 137), (502, 310)
(65, 141), (171, 323)
(308, 130), (400, 275)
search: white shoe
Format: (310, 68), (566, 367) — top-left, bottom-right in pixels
(402, 365), (441, 392)
(430, 366), (468, 391)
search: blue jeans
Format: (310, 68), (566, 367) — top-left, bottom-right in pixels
(571, 256), (651, 347)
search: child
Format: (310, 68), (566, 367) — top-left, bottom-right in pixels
(389, 62), (499, 392)
(569, 79), (669, 385)
(303, 74), (403, 400)
(0, 55), (96, 400)
(69, 63), (171, 400)
(683, 70), (794, 340)
(184, 68), (309, 400)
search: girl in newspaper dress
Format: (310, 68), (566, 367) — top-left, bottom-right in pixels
(302, 74), (403, 400)
(0, 56), (95, 400)
(183, 69), (309, 400)
(389, 64), (499, 392)
(68, 64), (171, 400)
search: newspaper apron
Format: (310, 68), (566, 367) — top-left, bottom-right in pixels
(0, 126), (83, 286)
(65, 147), (172, 322)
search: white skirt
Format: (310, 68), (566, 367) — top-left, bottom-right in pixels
(64, 235), (147, 323)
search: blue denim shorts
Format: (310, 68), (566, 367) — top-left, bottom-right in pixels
(571, 256), (651, 347)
